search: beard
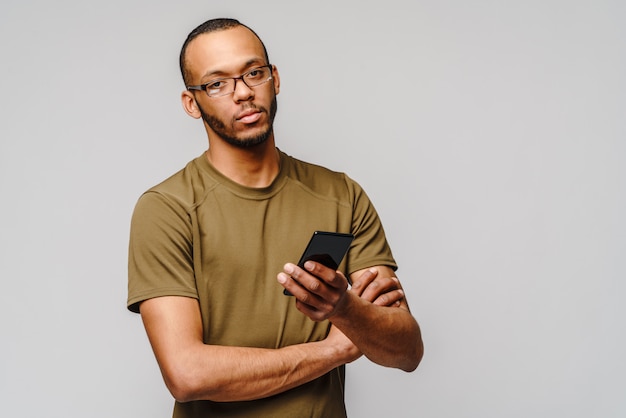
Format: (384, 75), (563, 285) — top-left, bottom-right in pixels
(198, 97), (278, 148)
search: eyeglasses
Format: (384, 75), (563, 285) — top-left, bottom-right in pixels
(187, 65), (273, 98)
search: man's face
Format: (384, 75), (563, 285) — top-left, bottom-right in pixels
(183, 26), (280, 148)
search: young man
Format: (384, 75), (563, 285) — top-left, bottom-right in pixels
(127, 18), (423, 418)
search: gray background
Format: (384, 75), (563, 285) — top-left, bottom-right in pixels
(1, 0), (624, 417)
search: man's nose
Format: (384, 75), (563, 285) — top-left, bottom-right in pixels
(232, 77), (254, 102)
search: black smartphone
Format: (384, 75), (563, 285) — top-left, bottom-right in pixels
(283, 231), (355, 295)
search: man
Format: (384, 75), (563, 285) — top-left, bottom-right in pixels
(127, 18), (423, 417)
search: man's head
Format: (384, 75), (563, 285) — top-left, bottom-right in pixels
(179, 18), (270, 87)
(180, 18), (279, 148)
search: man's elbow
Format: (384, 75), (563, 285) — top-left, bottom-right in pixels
(395, 324), (424, 372)
(402, 338), (424, 372)
(163, 365), (210, 403)
(165, 371), (199, 403)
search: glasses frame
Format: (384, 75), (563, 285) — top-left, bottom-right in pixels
(186, 64), (274, 98)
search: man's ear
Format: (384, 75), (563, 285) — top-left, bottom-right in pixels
(271, 65), (280, 95)
(181, 90), (202, 119)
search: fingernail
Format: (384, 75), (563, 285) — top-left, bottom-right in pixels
(284, 264), (294, 274)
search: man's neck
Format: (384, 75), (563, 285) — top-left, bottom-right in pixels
(205, 139), (281, 188)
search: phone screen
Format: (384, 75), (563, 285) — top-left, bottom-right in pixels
(284, 231), (354, 295)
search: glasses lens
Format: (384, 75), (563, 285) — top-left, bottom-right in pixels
(207, 79), (234, 97)
(244, 66), (272, 87)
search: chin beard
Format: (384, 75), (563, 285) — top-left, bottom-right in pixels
(199, 98), (278, 148)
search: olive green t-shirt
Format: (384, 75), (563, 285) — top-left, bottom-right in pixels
(127, 150), (396, 418)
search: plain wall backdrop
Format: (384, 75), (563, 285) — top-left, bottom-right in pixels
(1, 1), (624, 417)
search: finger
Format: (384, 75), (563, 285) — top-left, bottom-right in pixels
(285, 280), (338, 322)
(302, 261), (348, 292)
(277, 271), (303, 296)
(372, 289), (405, 307)
(283, 262), (330, 296)
(279, 271), (327, 313)
(280, 264), (339, 315)
(350, 268), (378, 297)
(278, 264), (321, 298)
(360, 276), (400, 302)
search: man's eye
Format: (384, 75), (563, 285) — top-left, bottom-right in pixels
(208, 80), (225, 89)
(246, 68), (267, 80)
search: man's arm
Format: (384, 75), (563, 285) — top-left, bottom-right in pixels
(278, 263), (423, 372)
(139, 296), (360, 403)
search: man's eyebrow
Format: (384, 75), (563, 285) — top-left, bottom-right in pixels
(199, 68), (226, 81)
(200, 59), (267, 81)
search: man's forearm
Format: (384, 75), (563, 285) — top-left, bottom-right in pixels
(165, 339), (347, 402)
(329, 292), (423, 372)
(140, 296), (361, 403)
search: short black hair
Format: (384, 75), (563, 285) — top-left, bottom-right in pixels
(179, 18), (270, 86)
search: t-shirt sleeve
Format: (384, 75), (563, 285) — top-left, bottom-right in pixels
(127, 191), (198, 313)
(344, 176), (398, 273)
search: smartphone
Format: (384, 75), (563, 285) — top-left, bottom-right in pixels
(283, 231), (355, 295)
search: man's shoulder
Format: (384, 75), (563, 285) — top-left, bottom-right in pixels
(284, 152), (348, 184)
(140, 154), (212, 209)
(280, 151), (368, 208)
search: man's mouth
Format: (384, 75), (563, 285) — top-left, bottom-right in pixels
(236, 109), (262, 124)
